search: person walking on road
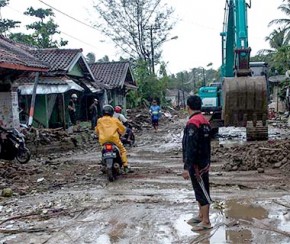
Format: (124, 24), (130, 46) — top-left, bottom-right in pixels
(182, 95), (212, 231)
(149, 100), (161, 132)
(89, 98), (99, 130)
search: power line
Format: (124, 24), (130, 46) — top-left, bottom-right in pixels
(60, 31), (99, 50)
(6, 5), (100, 51)
(38, 0), (99, 32)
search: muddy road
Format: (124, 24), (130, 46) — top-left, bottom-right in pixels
(0, 117), (290, 244)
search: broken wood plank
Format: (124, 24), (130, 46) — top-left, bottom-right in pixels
(258, 147), (282, 151)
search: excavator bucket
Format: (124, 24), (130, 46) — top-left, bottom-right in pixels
(222, 76), (268, 141)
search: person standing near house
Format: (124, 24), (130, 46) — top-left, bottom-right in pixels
(68, 94), (78, 126)
(182, 95), (212, 231)
(149, 100), (161, 132)
(89, 98), (99, 130)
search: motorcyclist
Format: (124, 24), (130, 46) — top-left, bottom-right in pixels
(113, 106), (134, 145)
(96, 105), (130, 173)
(113, 106), (128, 124)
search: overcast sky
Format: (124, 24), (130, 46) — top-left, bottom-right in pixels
(2, 0), (284, 74)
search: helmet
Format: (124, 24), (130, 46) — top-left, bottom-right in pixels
(114, 106), (122, 113)
(71, 94), (78, 99)
(102, 105), (114, 116)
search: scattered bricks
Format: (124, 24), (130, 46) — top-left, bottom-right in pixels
(273, 162), (282, 169)
(257, 168), (265, 173)
(2, 188), (13, 197)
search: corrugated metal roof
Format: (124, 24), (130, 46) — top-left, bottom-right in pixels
(81, 80), (102, 93)
(17, 78), (84, 95)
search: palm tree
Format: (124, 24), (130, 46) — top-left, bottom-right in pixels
(268, 2), (290, 30)
(258, 27), (290, 55)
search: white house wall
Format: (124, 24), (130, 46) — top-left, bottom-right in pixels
(0, 92), (20, 129)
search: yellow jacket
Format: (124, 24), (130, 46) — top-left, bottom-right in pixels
(95, 115), (126, 145)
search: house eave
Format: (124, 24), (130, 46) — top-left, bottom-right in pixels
(0, 62), (48, 72)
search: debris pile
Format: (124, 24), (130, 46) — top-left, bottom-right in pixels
(215, 139), (290, 172)
(22, 126), (98, 155)
(126, 107), (183, 131)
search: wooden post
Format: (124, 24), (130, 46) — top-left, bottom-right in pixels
(62, 93), (66, 129)
(28, 72), (39, 126)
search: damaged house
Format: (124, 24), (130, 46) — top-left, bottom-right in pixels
(89, 61), (137, 110)
(0, 35), (137, 129)
(0, 36), (49, 129)
(15, 48), (103, 128)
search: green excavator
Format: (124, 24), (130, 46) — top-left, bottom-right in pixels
(199, 0), (268, 141)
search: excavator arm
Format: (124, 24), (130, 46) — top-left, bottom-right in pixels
(221, 0), (268, 140)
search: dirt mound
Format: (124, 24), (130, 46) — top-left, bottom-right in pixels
(126, 107), (184, 131)
(214, 139), (290, 172)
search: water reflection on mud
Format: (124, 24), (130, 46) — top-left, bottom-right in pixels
(218, 125), (290, 146)
(225, 199), (268, 220)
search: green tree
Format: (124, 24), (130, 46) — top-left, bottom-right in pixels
(10, 7), (68, 48)
(258, 28), (290, 56)
(92, 0), (176, 73)
(257, 27), (290, 76)
(0, 0), (21, 35)
(127, 59), (170, 108)
(97, 55), (110, 63)
(86, 52), (96, 64)
(268, 2), (290, 33)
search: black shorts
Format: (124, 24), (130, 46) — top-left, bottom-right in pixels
(189, 171), (211, 206)
(152, 118), (159, 126)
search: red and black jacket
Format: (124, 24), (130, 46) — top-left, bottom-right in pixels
(182, 112), (211, 172)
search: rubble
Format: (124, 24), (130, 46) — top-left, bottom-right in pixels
(214, 139), (290, 172)
(1, 188), (13, 197)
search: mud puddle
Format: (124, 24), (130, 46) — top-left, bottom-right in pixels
(218, 125), (290, 146)
(1, 164), (289, 244)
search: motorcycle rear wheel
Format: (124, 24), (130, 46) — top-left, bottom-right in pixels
(107, 168), (114, 182)
(16, 147), (31, 164)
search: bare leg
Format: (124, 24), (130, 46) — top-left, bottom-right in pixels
(198, 202), (203, 219)
(200, 204), (211, 225)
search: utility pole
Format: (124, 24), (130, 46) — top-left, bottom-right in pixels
(182, 76), (185, 109)
(202, 68), (206, 86)
(150, 26), (155, 75)
(192, 68), (196, 94)
(149, 25), (178, 75)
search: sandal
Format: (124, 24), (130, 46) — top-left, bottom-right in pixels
(191, 222), (212, 231)
(187, 217), (202, 225)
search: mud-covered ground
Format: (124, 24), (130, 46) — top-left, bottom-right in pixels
(0, 115), (290, 244)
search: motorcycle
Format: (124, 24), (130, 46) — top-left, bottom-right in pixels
(101, 142), (123, 182)
(0, 126), (31, 164)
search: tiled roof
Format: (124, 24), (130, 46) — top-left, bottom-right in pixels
(14, 75), (71, 85)
(0, 36), (49, 71)
(89, 61), (136, 89)
(30, 48), (82, 71)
